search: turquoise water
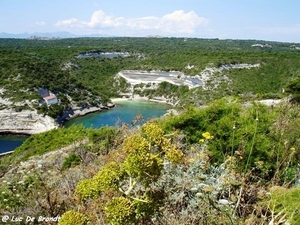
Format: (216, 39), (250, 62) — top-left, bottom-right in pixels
(0, 136), (26, 154)
(65, 100), (172, 128)
(0, 101), (171, 154)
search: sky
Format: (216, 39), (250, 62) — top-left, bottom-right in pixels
(1, 0), (300, 43)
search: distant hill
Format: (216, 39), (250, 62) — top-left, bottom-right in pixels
(0, 31), (112, 39)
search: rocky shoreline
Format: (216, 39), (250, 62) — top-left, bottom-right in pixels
(0, 109), (57, 135)
(0, 96), (285, 136)
(0, 104), (115, 136)
(57, 105), (112, 125)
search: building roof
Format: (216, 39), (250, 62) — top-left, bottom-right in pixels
(43, 95), (57, 101)
(38, 88), (49, 96)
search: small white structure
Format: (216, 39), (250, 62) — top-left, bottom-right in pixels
(38, 88), (58, 106)
(43, 95), (58, 106)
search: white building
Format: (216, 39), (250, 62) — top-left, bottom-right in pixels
(43, 95), (58, 106)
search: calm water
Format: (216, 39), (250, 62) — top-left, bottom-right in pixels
(0, 136), (26, 154)
(0, 101), (172, 154)
(65, 100), (172, 128)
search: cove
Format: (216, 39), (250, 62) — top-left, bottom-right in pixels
(65, 100), (172, 128)
(0, 136), (26, 154)
(0, 101), (171, 154)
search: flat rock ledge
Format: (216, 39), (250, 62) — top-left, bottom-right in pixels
(0, 109), (57, 135)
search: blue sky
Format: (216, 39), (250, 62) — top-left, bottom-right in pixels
(1, 0), (299, 43)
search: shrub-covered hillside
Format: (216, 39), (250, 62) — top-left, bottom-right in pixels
(1, 37), (300, 117)
(1, 37), (300, 224)
(0, 99), (299, 224)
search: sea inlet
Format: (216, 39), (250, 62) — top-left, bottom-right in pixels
(0, 100), (171, 153)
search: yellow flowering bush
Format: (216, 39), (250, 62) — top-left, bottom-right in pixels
(75, 178), (99, 201)
(142, 122), (164, 144)
(166, 148), (184, 164)
(202, 132), (212, 140)
(75, 162), (121, 201)
(73, 122), (184, 224)
(105, 197), (135, 225)
(59, 210), (90, 225)
(121, 149), (163, 183)
(123, 135), (149, 153)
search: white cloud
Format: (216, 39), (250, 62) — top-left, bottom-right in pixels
(88, 10), (124, 28)
(160, 10), (207, 34)
(35, 21), (46, 26)
(55, 10), (208, 36)
(55, 18), (85, 28)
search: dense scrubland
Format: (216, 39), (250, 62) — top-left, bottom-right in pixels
(1, 37), (300, 109)
(0, 37), (300, 224)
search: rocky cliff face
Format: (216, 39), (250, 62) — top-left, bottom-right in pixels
(0, 109), (56, 135)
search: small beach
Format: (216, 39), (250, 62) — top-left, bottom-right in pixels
(111, 95), (175, 106)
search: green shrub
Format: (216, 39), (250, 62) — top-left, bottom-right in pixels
(286, 76), (300, 103)
(74, 122), (183, 223)
(87, 126), (116, 154)
(159, 98), (285, 179)
(75, 162), (121, 201)
(0, 188), (24, 210)
(12, 125), (87, 162)
(59, 210), (91, 225)
(105, 197), (136, 225)
(267, 186), (300, 224)
(75, 179), (100, 201)
(61, 153), (81, 170)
